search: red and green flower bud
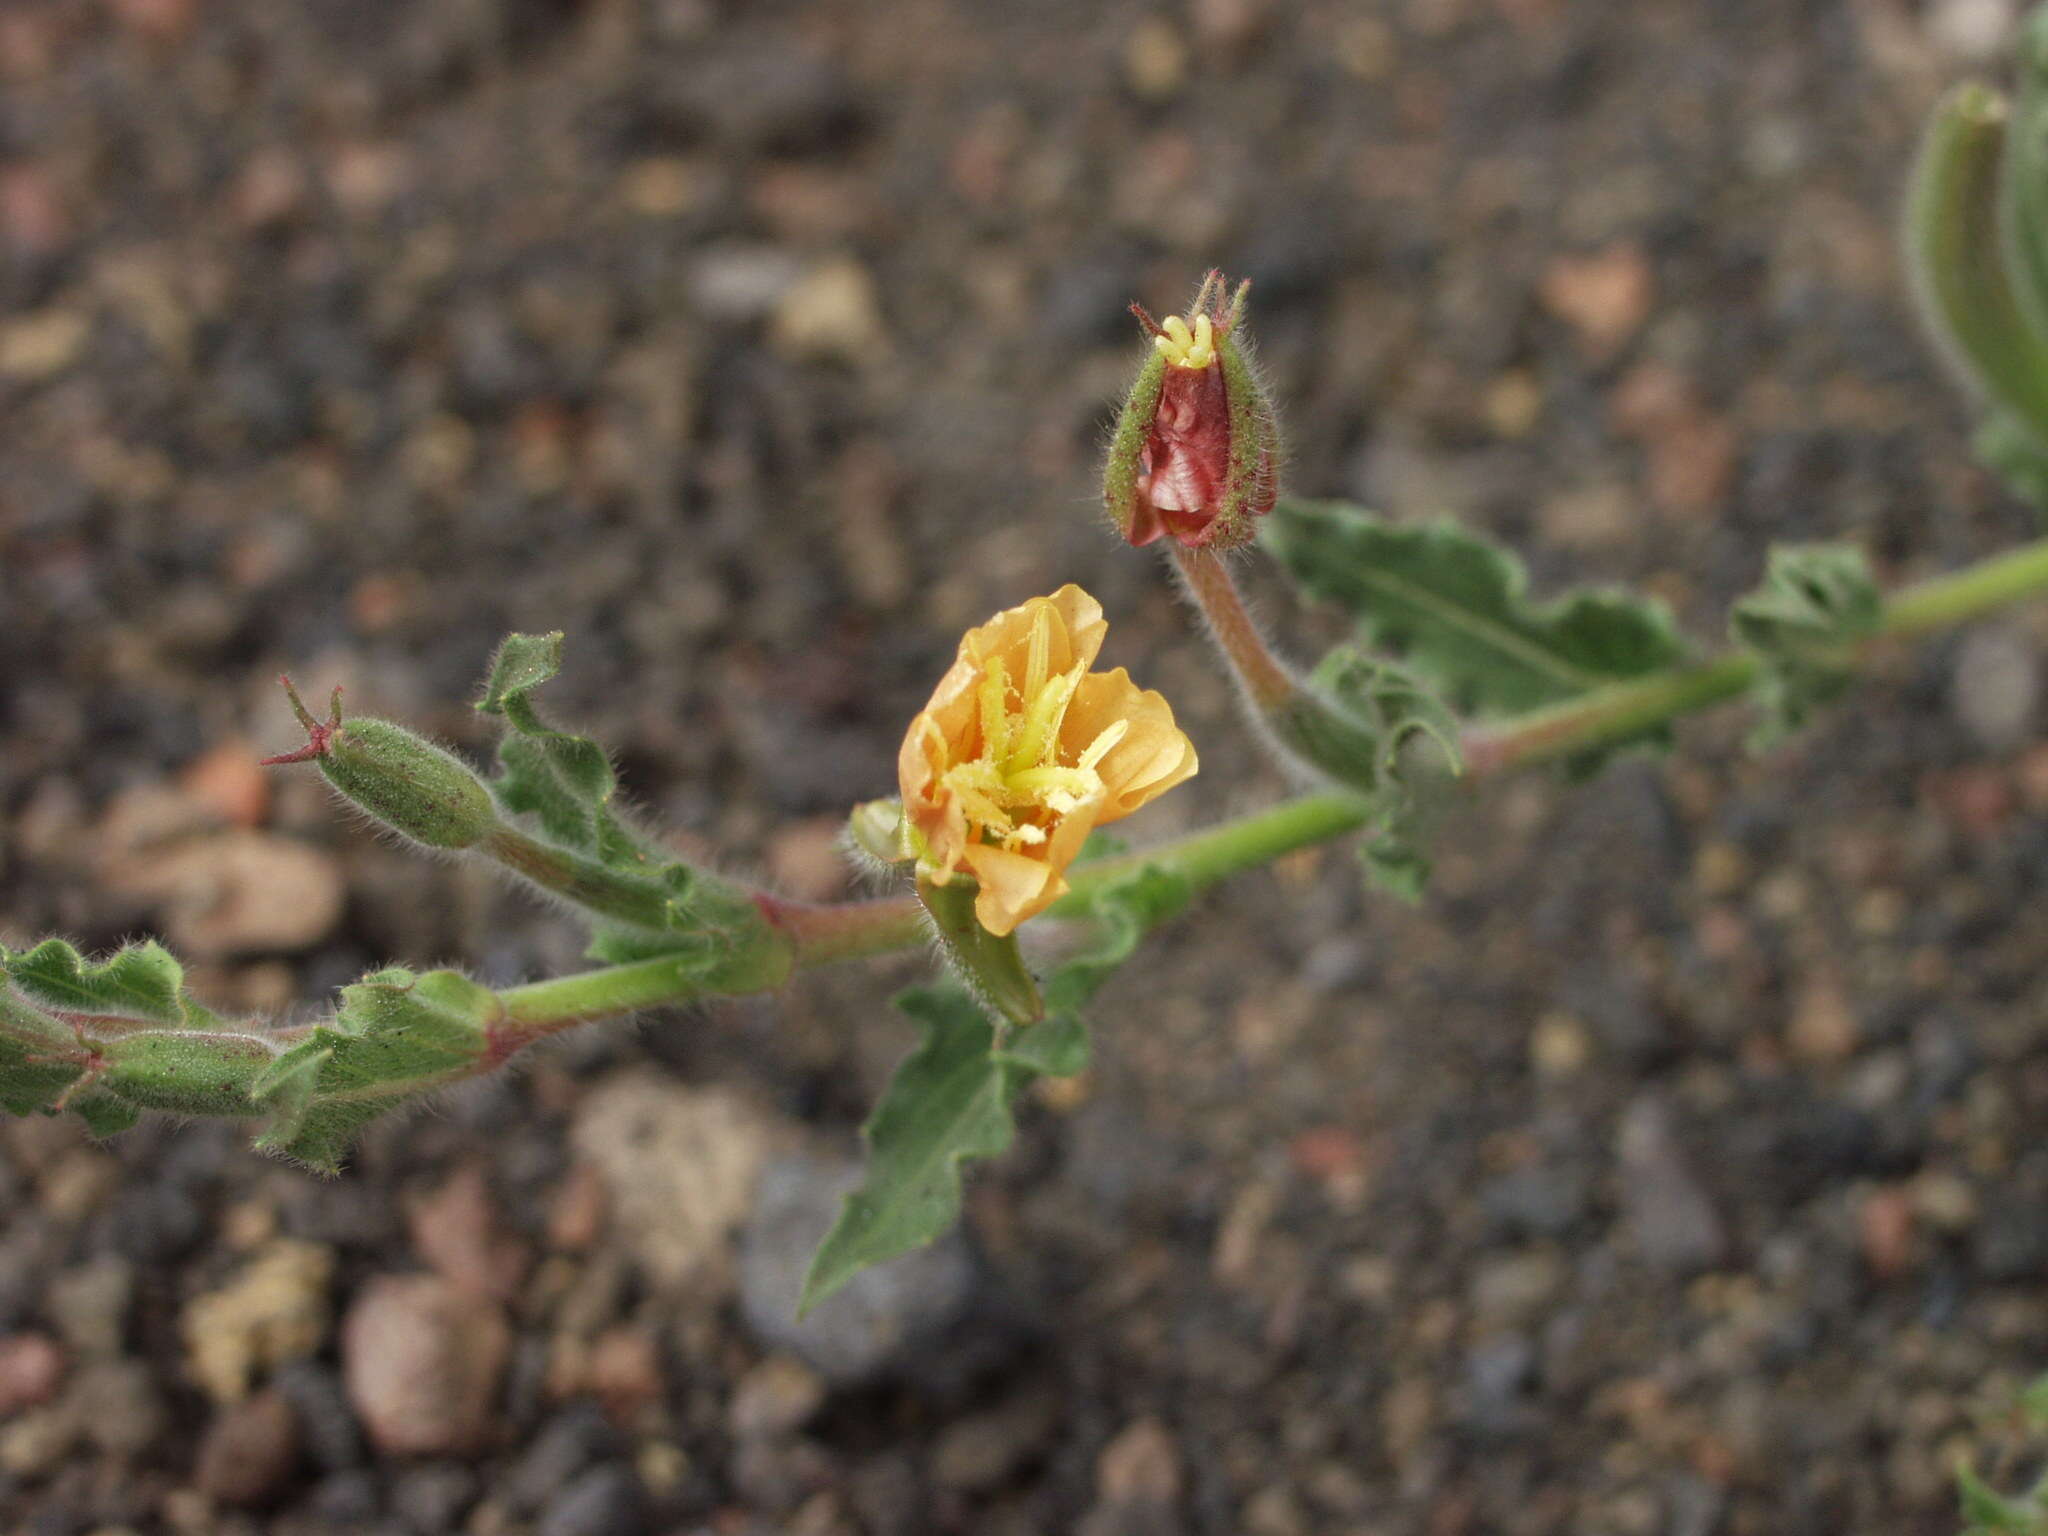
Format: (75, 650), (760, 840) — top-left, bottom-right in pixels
(1104, 270), (1281, 552)
(263, 678), (497, 850)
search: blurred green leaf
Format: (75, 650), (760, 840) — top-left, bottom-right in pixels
(1730, 543), (1881, 747)
(1265, 500), (1687, 725)
(1907, 82), (2048, 448)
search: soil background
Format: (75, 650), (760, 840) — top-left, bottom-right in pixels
(4, 1), (2048, 1533)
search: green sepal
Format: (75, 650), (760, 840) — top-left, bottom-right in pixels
(1214, 325), (1279, 550)
(1103, 349), (1167, 543)
(1264, 500), (1688, 734)
(915, 876), (1044, 1028)
(1730, 543), (1881, 748)
(100, 1031), (273, 1118)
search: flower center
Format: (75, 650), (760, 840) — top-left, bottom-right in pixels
(1153, 312), (1216, 370)
(938, 605), (1128, 852)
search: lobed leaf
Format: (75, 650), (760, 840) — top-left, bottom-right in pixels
(802, 866), (1192, 1312)
(798, 984), (1031, 1314)
(474, 633), (773, 970)
(1265, 499), (1688, 721)
(4, 937), (217, 1029)
(251, 966), (499, 1172)
(1730, 543), (1881, 747)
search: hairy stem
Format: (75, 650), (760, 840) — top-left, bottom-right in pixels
(1171, 545), (1298, 710)
(257, 532), (2048, 1056)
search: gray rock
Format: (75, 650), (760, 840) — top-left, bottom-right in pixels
(738, 1154), (977, 1386)
(1481, 1164), (1589, 1239)
(1951, 622), (2040, 753)
(536, 1465), (647, 1536)
(273, 1361), (364, 1471)
(1617, 1096), (1728, 1274)
(391, 1463), (478, 1533)
(503, 1403), (617, 1514)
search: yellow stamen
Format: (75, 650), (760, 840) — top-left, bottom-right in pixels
(1153, 311), (1216, 370)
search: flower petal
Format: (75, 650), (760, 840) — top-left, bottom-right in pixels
(960, 842), (1062, 936)
(1062, 669), (1199, 821)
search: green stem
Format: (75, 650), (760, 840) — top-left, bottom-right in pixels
(402, 532), (2048, 1048)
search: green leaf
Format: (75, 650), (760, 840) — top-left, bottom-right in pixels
(474, 633), (773, 970)
(1976, 414), (2048, 511)
(1959, 1464), (2033, 1533)
(1265, 500), (1688, 723)
(1730, 543), (1882, 747)
(4, 938), (214, 1029)
(801, 865), (1191, 1312)
(1907, 83), (2048, 445)
(250, 966), (497, 1172)
(1045, 865), (1192, 1016)
(0, 940), (256, 1126)
(1279, 648), (1462, 901)
(2022, 1373), (2048, 1431)
(799, 984), (1027, 1314)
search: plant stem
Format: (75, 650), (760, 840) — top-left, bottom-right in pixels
(1171, 545), (1297, 710)
(429, 532), (2048, 1046)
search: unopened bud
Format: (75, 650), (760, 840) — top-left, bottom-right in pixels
(1104, 270), (1281, 552)
(846, 798), (909, 870)
(263, 678), (497, 850)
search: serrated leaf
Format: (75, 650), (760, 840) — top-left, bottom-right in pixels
(474, 632), (769, 966)
(4, 938), (213, 1028)
(1265, 500), (1688, 724)
(802, 866), (1190, 1312)
(477, 631), (637, 860)
(799, 984), (1024, 1314)
(1730, 543), (1881, 748)
(250, 966), (497, 1172)
(1282, 649), (1461, 901)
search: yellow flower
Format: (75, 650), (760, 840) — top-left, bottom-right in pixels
(899, 585), (1198, 936)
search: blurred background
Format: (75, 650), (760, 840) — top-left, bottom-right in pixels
(4, 0), (2048, 1531)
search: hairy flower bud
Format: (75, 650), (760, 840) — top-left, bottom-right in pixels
(263, 678), (498, 850)
(1104, 270), (1280, 551)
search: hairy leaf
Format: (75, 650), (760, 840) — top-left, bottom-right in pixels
(803, 866), (1191, 1311)
(0, 940), (266, 1128)
(1730, 543), (1881, 747)
(5, 938), (217, 1029)
(251, 966), (498, 1172)
(1265, 500), (1688, 721)
(474, 632), (776, 971)
(798, 984), (1029, 1314)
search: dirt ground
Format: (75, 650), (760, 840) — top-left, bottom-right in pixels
(5, 0), (2048, 1532)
